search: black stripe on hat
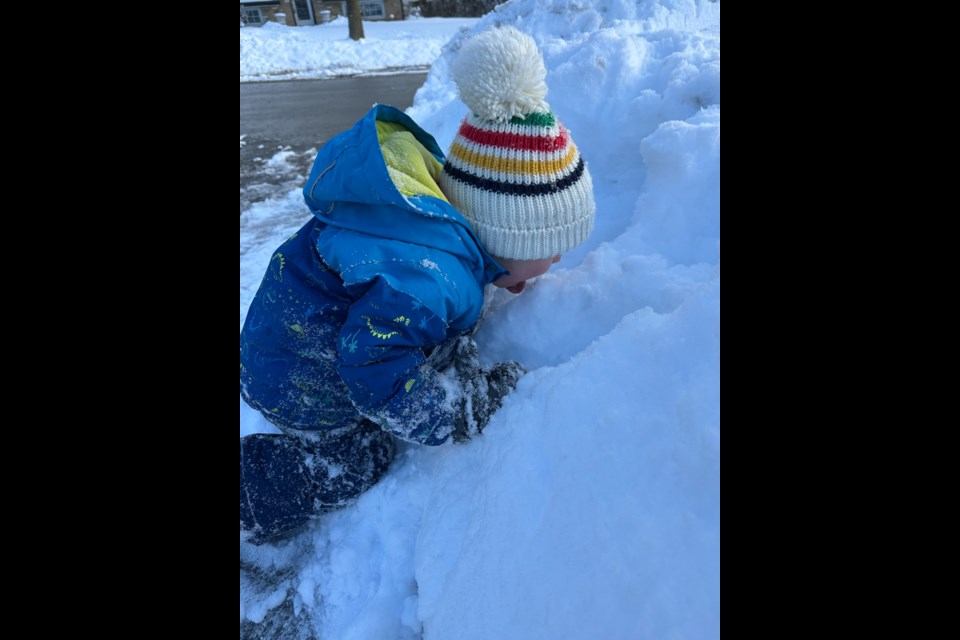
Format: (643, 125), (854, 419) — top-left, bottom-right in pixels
(443, 157), (586, 197)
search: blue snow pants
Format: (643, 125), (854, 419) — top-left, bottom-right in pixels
(240, 421), (396, 544)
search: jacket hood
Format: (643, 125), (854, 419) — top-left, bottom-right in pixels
(302, 104), (505, 286)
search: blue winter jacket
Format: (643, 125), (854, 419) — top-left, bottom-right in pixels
(240, 105), (506, 446)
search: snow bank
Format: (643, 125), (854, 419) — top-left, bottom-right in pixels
(241, 1), (720, 637)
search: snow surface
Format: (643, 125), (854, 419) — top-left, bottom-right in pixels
(240, 1), (720, 637)
(240, 17), (479, 82)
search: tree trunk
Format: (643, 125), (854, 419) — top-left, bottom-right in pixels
(347, 0), (365, 41)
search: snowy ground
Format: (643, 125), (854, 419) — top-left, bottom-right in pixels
(240, 1), (720, 638)
(240, 17), (479, 81)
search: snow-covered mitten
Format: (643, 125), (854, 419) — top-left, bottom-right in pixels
(425, 334), (462, 372)
(451, 336), (526, 442)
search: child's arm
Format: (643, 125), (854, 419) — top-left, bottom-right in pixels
(336, 278), (464, 445)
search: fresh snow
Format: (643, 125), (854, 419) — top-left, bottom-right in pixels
(240, 1), (720, 638)
(240, 16), (479, 82)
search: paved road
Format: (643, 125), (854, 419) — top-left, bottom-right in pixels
(240, 74), (428, 148)
(240, 74), (428, 212)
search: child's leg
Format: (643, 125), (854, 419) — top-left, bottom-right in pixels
(305, 420), (397, 510)
(240, 421), (396, 544)
(240, 433), (319, 543)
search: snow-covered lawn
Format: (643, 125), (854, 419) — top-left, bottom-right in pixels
(240, 16), (479, 81)
(241, 1), (720, 638)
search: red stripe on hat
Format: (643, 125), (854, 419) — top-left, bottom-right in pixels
(459, 121), (568, 152)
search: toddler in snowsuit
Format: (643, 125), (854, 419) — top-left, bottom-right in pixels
(240, 27), (596, 544)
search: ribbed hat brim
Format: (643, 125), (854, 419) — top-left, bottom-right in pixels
(441, 164), (596, 260)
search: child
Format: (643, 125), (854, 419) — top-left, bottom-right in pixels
(240, 26), (596, 544)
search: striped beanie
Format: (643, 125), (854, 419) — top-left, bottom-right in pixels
(438, 26), (596, 261)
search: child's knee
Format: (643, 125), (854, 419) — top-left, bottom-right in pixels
(240, 424), (397, 544)
(240, 434), (319, 544)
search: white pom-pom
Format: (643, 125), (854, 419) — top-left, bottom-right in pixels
(451, 26), (549, 123)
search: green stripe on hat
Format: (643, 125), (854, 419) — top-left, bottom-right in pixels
(508, 112), (556, 127)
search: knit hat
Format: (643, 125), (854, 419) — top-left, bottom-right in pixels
(438, 26), (596, 261)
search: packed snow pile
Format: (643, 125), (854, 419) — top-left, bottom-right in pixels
(240, 1), (720, 638)
(240, 17), (479, 81)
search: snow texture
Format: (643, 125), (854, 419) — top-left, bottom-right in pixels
(240, 1), (720, 637)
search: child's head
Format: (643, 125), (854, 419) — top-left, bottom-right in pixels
(438, 26), (596, 293)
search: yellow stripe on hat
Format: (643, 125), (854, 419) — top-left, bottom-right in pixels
(449, 141), (578, 177)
